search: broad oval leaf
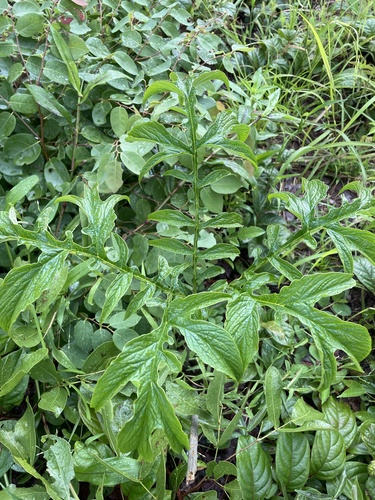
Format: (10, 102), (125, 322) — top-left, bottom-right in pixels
(177, 319), (243, 381)
(74, 442), (140, 485)
(15, 14), (43, 37)
(110, 106), (128, 137)
(225, 295), (259, 370)
(323, 397), (357, 448)
(237, 436), (274, 499)
(310, 430), (346, 480)
(276, 433), (310, 491)
(3, 134), (41, 166)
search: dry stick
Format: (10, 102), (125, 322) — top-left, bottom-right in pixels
(186, 414), (199, 486)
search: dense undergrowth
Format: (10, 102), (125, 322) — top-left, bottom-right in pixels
(0, 0), (375, 498)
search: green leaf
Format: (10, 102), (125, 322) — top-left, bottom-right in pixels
(268, 256), (303, 281)
(3, 134), (41, 166)
(0, 349), (47, 397)
(91, 331), (160, 410)
(143, 80), (184, 103)
(197, 169), (232, 189)
(127, 121), (191, 153)
(44, 437), (74, 500)
(200, 187), (223, 213)
(50, 25), (81, 95)
(291, 398), (325, 426)
(0, 401), (36, 464)
(328, 225), (375, 265)
(197, 112), (237, 148)
(322, 397), (357, 448)
(310, 430), (346, 480)
(113, 51), (138, 75)
(200, 243), (240, 261)
(13, 457), (64, 500)
(148, 209), (194, 227)
(225, 295), (259, 369)
(206, 371), (225, 422)
(5, 175), (39, 209)
(74, 442), (140, 485)
(205, 138), (257, 168)
(0, 112), (16, 139)
(287, 303), (371, 369)
(82, 70), (130, 102)
(118, 380), (189, 460)
(201, 212), (243, 229)
(264, 366), (282, 428)
(168, 292), (230, 322)
(211, 175), (244, 194)
(110, 106), (128, 137)
(237, 436), (274, 499)
(9, 93), (38, 115)
(38, 387), (67, 418)
(260, 273), (355, 306)
(0, 252), (68, 331)
(57, 184), (128, 257)
(100, 273), (132, 323)
(192, 70), (230, 91)
(138, 150), (179, 180)
(149, 238), (193, 255)
(15, 14), (43, 37)
(354, 256), (375, 292)
(177, 319), (243, 380)
(26, 85), (72, 124)
(276, 433), (310, 491)
(0, 486), (50, 500)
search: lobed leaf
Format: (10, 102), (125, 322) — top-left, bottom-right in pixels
(117, 380), (189, 460)
(100, 273), (133, 324)
(57, 184), (128, 257)
(44, 437), (75, 500)
(0, 252), (68, 332)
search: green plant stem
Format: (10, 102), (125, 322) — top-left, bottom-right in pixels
(31, 305), (46, 349)
(187, 94), (200, 294)
(71, 99), (82, 173)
